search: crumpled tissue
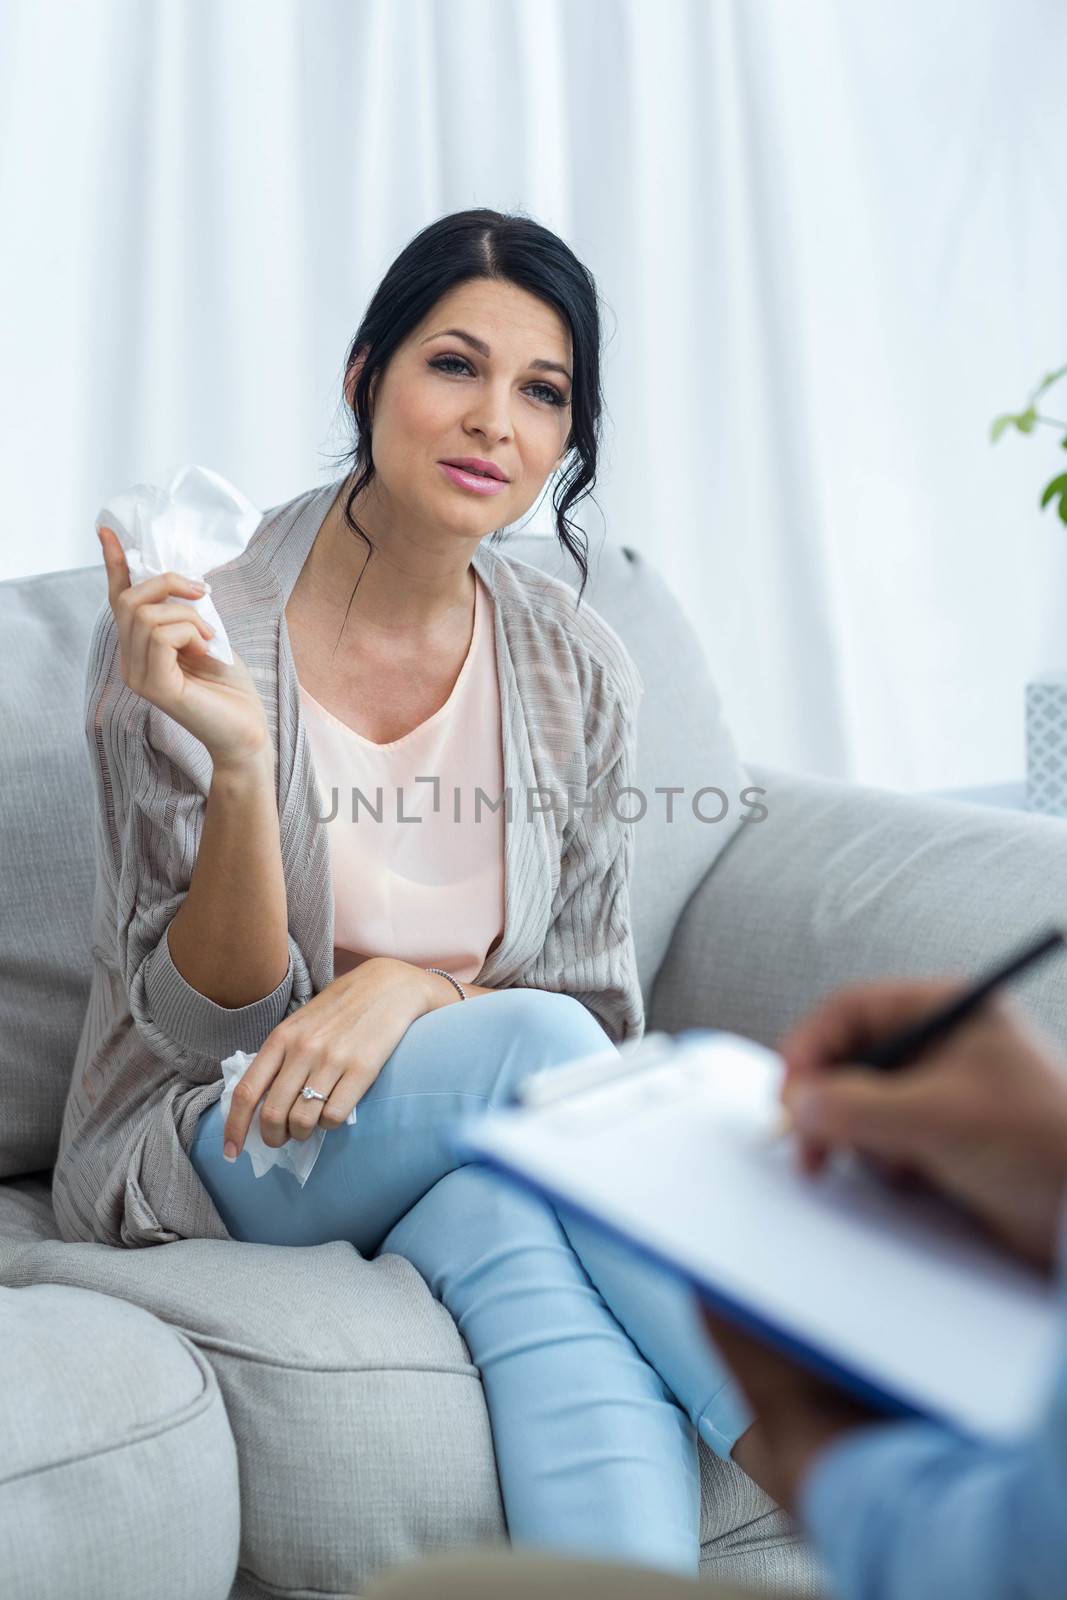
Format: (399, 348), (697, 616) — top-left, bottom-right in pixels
(94, 464), (263, 667)
(219, 1050), (358, 1188)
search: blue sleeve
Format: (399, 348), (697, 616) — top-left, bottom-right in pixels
(798, 1211), (1067, 1600)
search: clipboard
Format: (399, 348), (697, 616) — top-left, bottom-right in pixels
(450, 1027), (1064, 1442)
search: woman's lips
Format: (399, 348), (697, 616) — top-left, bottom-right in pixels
(438, 461), (509, 496)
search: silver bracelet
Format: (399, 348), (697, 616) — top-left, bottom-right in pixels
(425, 966), (467, 1002)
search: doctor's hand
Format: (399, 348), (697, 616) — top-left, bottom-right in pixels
(702, 1307), (877, 1513)
(704, 975), (1067, 1508)
(778, 977), (1067, 1270)
(222, 957), (458, 1159)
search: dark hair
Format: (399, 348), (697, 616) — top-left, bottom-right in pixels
(322, 208), (609, 642)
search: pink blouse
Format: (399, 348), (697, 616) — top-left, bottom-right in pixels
(298, 570), (506, 985)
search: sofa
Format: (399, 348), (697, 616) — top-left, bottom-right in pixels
(3, 526), (1066, 1599)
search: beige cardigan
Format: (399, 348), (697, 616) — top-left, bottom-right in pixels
(53, 477), (646, 1248)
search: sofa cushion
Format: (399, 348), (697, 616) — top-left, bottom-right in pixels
(0, 568), (101, 1178)
(651, 761), (1067, 1051)
(0, 1276), (239, 1599)
(0, 1177), (509, 1597)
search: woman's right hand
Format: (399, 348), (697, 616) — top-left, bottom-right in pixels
(98, 524), (271, 768)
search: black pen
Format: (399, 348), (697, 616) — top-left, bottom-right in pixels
(855, 926), (1065, 1072)
(771, 926), (1065, 1141)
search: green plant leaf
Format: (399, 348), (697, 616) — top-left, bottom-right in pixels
(1031, 363), (1067, 401)
(1039, 472), (1067, 525)
(991, 408), (1038, 440)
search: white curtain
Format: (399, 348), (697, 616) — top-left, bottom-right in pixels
(2, 0), (1064, 791)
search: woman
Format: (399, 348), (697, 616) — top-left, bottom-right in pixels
(55, 209), (757, 1576)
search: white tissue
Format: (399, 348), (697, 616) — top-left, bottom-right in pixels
(94, 464), (263, 667)
(219, 1049), (358, 1188)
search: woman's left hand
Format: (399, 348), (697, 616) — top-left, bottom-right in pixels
(222, 957), (442, 1158)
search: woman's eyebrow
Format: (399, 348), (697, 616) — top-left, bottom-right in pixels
(420, 326), (572, 383)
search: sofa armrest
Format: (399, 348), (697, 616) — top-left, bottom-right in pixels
(649, 761), (1067, 1050)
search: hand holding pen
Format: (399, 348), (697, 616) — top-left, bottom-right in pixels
(775, 929), (1067, 1269)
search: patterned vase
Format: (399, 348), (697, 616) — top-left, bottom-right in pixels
(1026, 673), (1067, 817)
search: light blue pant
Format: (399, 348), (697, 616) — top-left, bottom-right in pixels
(188, 989), (750, 1577)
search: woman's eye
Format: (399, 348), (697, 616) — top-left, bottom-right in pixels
(428, 354), (567, 408)
(529, 381), (567, 407)
(430, 354), (472, 377)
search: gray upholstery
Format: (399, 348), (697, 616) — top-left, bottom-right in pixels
(0, 1182), (505, 1599)
(4, 527), (1064, 1597)
(0, 1275), (240, 1599)
(649, 761), (1067, 1052)
(0, 569), (98, 1178)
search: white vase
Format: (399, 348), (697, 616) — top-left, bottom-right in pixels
(1026, 673), (1067, 816)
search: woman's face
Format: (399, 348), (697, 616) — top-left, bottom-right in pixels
(348, 277), (574, 541)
